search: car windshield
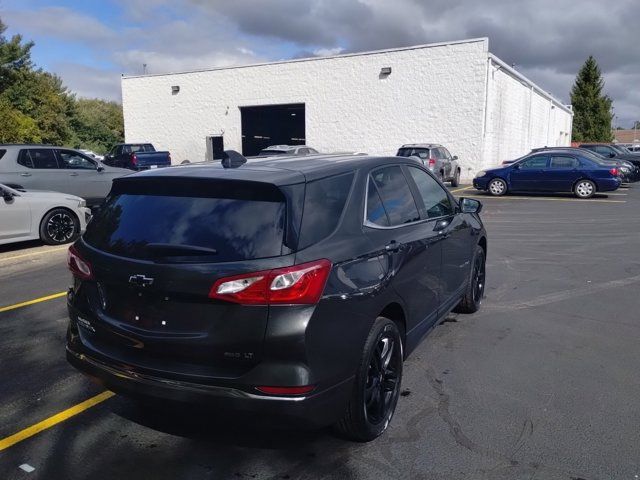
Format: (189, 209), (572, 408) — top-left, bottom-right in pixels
(83, 179), (288, 262)
(397, 148), (429, 159)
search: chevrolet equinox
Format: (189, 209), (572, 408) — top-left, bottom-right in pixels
(66, 151), (487, 441)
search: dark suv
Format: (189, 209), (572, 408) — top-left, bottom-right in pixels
(66, 152), (487, 441)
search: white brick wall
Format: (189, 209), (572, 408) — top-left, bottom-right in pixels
(481, 59), (573, 169)
(121, 38), (572, 181)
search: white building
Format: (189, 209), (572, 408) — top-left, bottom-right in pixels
(121, 38), (572, 179)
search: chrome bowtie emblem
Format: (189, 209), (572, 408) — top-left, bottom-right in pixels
(129, 274), (154, 287)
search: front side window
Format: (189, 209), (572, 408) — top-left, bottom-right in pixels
(58, 150), (96, 170)
(550, 156), (579, 169)
(368, 166), (420, 226)
(19, 149), (59, 169)
(407, 167), (454, 218)
(519, 155), (548, 169)
(594, 146), (613, 156)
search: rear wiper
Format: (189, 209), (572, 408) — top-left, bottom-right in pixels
(145, 243), (218, 257)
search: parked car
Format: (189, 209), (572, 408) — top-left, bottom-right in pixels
(396, 144), (462, 186)
(257, 145), (319, 157)
(0, 145), (131, 207)
(103, 143), (171, 170)
(79, 149), (104, 161)
(530, 146), (639, 182)
(0, 183), (90, 245)
(474, 149), (621, 198)
(579, 143), (640, 161)
(66, 151), (487, 441)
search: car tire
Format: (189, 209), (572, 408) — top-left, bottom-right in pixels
(39, 208), (80, 245)
(488, 178), (508, 196)
(454, 245), (486, 314)
(334, 316), (403, 442)
(451, 169), (460, 187)
(574, 179), (596, 198)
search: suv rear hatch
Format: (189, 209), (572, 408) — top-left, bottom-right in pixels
(72, 175), (303, 383)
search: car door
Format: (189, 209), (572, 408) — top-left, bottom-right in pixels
(0, 187), (32, 242)
(440, 148), (452, 179)
(56, 149), (109, 203)
(546, 155), (582, 192)
(509, 154), (550, 191)
(15, 149), (69, 194)
(404, 166), (473, 314)
(363, 165), (443, 347)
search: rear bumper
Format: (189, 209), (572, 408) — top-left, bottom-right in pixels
(598, 178), (622, 192)
(66, 343), (353, 428)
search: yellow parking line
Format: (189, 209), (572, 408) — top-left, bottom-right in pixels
(0, 391), (114, 452)
(0, 292), (67, 313)
(0, 246), (67, 263)
(463, 195), (626, 204)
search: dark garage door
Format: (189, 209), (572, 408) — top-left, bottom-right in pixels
(240, 104), (305, 156)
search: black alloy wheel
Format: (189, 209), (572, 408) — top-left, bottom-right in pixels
(40, 208), (79, 245)
(335, 317), (403, 441)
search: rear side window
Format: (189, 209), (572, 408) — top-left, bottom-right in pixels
(550, 156), (579, 168)
(18, 149), (59, 169)
(298, 173), (354, 249)
(84, 179), (288, 262)
(368, 166), (420, 226)
(0, 149), (6, 160)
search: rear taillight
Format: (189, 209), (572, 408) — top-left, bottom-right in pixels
(428, 158), (436, 168)
(168, 153), (171, 164)
(209, 259), (331, 305)
(131, 154), (138, 166)
(255, 385), (316, 396)
(610, 168), (619, 176)
(68, 245), (93, 280)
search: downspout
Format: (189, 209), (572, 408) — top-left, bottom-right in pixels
(527, 86), (533, 149)
(479, 56), (492, 171)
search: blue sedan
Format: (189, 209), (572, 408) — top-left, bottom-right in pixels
(473, 150), (622, 198)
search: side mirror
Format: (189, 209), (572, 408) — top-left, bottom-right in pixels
(452, 155), (458, 160)
(97, 164), (104, 172)
(609, 153), (616, 158)
(1, 189), (14, 202)
(512, 163), (520, 170)
(460, 197), (482, 214)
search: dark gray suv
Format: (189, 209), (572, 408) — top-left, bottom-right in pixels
(397, 144), (462, 186)
(66, 151), (486, 441)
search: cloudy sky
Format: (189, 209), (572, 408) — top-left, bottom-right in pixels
(2, 0), (638, 127)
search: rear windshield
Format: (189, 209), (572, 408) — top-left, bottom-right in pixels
(84, 179), (288, 262)
(397, 148), (429, 160)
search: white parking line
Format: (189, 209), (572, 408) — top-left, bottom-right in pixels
(463, 195), (625, 204)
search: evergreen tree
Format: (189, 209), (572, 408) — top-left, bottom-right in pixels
(570, 56), (613, 142)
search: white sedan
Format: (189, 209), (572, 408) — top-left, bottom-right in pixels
(0, 183), (91, 246)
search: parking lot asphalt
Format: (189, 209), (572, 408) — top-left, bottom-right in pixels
(1, 185), (639, 479)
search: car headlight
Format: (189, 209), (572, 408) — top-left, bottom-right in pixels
(475, 171), (487, 178)
(78, 199), (86, 208)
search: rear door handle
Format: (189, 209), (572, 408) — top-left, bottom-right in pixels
(385, 241), (401, 253)
(69, 172), (79, 176)
(20, 173), (31, 177)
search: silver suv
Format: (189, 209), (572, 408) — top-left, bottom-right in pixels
(257, 145), (319, 157)
(0, 145), (131, 206)
(396, 144), (461, 186)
